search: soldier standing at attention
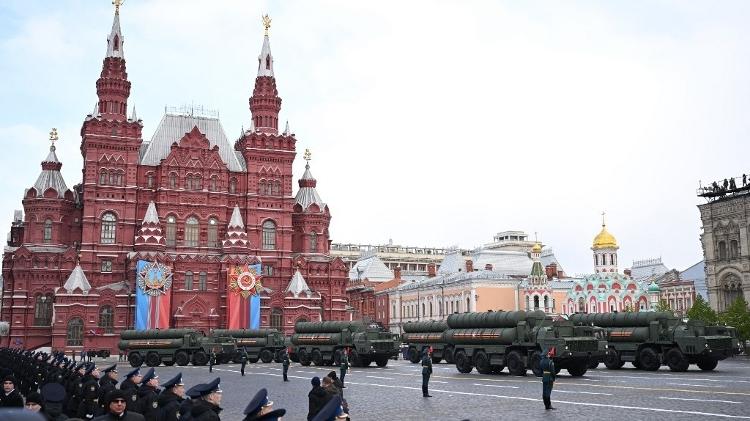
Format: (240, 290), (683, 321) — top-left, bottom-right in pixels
(135, 368), (160, 420)
(421, 348), (433, 398)
(281, 349), (290, 382)
(157, 372), (185, 421)
(239, 348), (248, 377)
(540, 347), (556, 410)
(209, 350), (216, 374)
(120, 368), (142, 414)
(339, 349), (349, 388)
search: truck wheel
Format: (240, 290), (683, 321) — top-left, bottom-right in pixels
(298, 349), (312, 366)
(375, 356), (389, 367)
(192, 351), (208, 366)
(174, 351), (190, 366)
(145, 352), (162, 367)
(407, 347), (420, 364)
(665, 348), (689, 372)
(474, 351), (492, 374)
(491, 365), (505, 374)
(349, 350), (361, 367)
(163, 360), (175, 366)
(275, 350), (284, 363)
(443, 346), (455, 364)
(587, 359), (600, 369)
(311, 350), (324, 366)
(128, 352), (143, 367)
(697, 357), (718, 371)
(529, 351), (543, 377)
(360, 356), (372, 367)
(260, 349), (274, 364)
(604, 350), (625, 369)
(567, 361), (588, 377)
(638, 347), (660, 371)
(431, 356), (442, 364)
(454, 350), (473, 374)
(333, 349), (343, 366)
(506, 351), (526, 376)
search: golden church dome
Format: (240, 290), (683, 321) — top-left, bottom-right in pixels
(592, 224), (618, 249)
(532, 243), (542, 253)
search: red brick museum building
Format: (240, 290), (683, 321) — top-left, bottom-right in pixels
(1, 8), (350, 352)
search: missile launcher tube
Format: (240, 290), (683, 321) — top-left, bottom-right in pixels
(291, 333), (343, 346)
(295, 321), (365, 333)
(443, 328), (518, 345)
(401, 332), (446, 343)
(605, 327), (652, 343)
(447, 310), (546, 329)
(402, 321), (449, 333)
(569, 312), (675, 328)
(118, 337), (186, 350)
(212, 329), (279, 338)
(120, 329), (199, 340)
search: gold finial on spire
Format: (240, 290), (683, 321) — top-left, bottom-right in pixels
(49, 128), (59, 146)
(304, 148), (311, 162)
(113, 0), (124, 14)
(262, 14), (272, 35)
(601, 211), (606, 227)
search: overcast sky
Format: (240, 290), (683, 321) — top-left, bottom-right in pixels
(1, 0), (748, 276)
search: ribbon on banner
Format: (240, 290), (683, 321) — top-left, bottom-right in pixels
(135, 260), (173, 330)
(227, 264), (263, 329)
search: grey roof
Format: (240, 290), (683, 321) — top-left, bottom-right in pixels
(228, 205), (244, 229)
(142, 201), (159, 224)
(285, 269), (312, 297)
(294, 164), (326, 210)
(139, 113), (246, 172)
(257, 34), (274, 77)
(470, 249), (532, 277)
(349, 254), (393, 282)
(630, 258), (670, 281)
(30, 146), (70, 198)
(106, 10), (123, 58)
(62, 264), (91, 294)
(438, 250), (464, 274)
(540, 249), (564, 273)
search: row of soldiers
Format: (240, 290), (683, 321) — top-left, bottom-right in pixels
(0, 347), (357, 421)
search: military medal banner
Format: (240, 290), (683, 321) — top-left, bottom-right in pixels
(227, 264), (263, 329)
(135, 260), (173, 330)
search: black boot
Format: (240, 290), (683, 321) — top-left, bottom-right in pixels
(422, 386), (432, 397)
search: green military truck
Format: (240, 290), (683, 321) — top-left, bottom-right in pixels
(704, 324), (745, 356)
(569, 312), (734, 371)
(290, 321), (400, 367)
(211, 328), (286, 363)
(118, 329), (236, 367)
(445, 310), (606, 377)
(402, 321), (452, 364)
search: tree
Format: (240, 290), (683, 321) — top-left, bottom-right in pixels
(686, 295), (718, 324)
(719, 297), (750, 341)
(654, 300), (675, 316)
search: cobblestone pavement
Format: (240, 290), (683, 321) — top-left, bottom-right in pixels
(113, 357), (750, 420)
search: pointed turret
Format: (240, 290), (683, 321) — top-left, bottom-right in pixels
(294, 149), (326, 211)
(283, 120), (290, 136)
(529, 243), (545, 281)
(285, 269), (313, 297)
(292, 149), (331, 254)
(95, 2), (131, 121)
(134, 201), (166, 250)
(249, 15), (282, 134)
(63, 263), (92, 294)
(223, 205), (250, 250)
(29, 128), (71, 198)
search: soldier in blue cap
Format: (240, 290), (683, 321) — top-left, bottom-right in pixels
(243, 388), (286, 421)
(281, 349), (290, 382)
(135, 368), (160, 419)
(98, 365), (118, 414)
(92, 389), (145, 421)
(77, 364), (103, 419)
(178, 383), (203, 421)
(311, 395), (347, 421)
(40, 383), (67, 421)
(158, 372), (185, 421)
(189, 377), (222, 421)
(239, 347), (248, 376)
(120, 368), (143, 413)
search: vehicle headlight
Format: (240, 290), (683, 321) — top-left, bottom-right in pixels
(564, 345), (569, 350)
(605, 344), (609, 349)
(705, 344), (709, 348)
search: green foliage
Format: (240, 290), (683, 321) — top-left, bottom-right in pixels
(686, 295), (718, 324)
(654, 300), (675, 315)
(719, 297), (750, 341)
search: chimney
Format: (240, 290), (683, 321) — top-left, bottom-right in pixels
(624, 269), (632, 277)
(427, 263), (436, 278)
(394, 266), (402, 280)
(545, 263), (557, 280)
(465, 259), (474, 272)
(485, 264), (493, 271)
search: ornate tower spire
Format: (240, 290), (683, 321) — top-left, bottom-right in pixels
(134, 201), (166, 250)
(223, 205), (250, 250)
(31, 128), (70, 198)
(592, 212), (619, 274)
(250, 14), (282, 134)
(96, 0), (131, 121)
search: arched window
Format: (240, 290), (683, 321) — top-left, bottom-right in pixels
(194, 175), (202, 190)
(297, 317), (309, 324)
(185, 174), (193, 190)
(309, 232), (318, 253)
(259, 180), (267, 195)
(207, 218), (218, 247)
(544, 296), (549, 311)
(466, 297), (470, 313)
(99, 170), (107, 185)
(262, 220), (276, 250)
(185, 271), (193, 291)
(43, 218), (52, 243)
(730, 240), (739, 259)
(100, 212), (116, 244)
(170, 173), (177, 189)
(263, 265), (274, 276)
(422, 303), (425, 317)
(184, 216), (199, 246)
(595, 254), (599, 266)
(34, 293), (52, 326)
(199, 272), (207, 291)
(272, 180), (280, 196)
(66, 317), (83, 346)
(526, 295), (530, 310)
(146, 173), (154, 188)
(271, 308), (283, 331)
(166, 216), (176, 247)
(229, 178), (237, 194)
(209, 175), (218, 192)
(533, 295), (540, 310)
(609, 254), (615, 265)
(99, 305), (114, 333)
(718, 241), (727, 260)
(429, 302), (433, 317)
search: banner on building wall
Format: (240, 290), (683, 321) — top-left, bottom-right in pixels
(135, 260), (173, 330)
(227, 264), (263, 329)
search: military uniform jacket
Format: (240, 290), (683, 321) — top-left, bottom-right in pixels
(0, 389), (24, 407)
(421, 355), (433, 375)
(98, 377), (118, 410)
(282, 355), (290, 367)
(239, 352), (248, 364)
(157, 389), (184, 421)
(120, 379), (140, 413)
(92, 410), (146, 421)
(190, 399), (222, 421)
(340, 354), (349, 371)
(135, 384), (161, 421)
(540, 357), (556, 383)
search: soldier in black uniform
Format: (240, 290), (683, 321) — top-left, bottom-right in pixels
(339, 349), (349, 387)
(1, 375), (25, 407)
(209, 350), (216, 374)
(281, 349), (290, 382)
(65, 362), (87, 416)
(93, 389), (145, 421)
(189, 377), (222, 421)
(98, 365), (118, 414)
(77, 364), (102, 419)
(540, 347), (557, 410)
(120, 368), (143, 413)
(40, 382), (68, 421)
(243, 387), (286, 421)
(421, 348), (433, 398)
(157, 372), (185, 421)
(239, 348), (248, 376)
(135, 368), (161, 420)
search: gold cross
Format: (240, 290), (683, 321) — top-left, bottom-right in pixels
(601, 211), (606, 227)
(262, 14), (272, 35)
(113, 0), (123, 14)
(49, 128), (59, 146)
(304, 148), (311, 162)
